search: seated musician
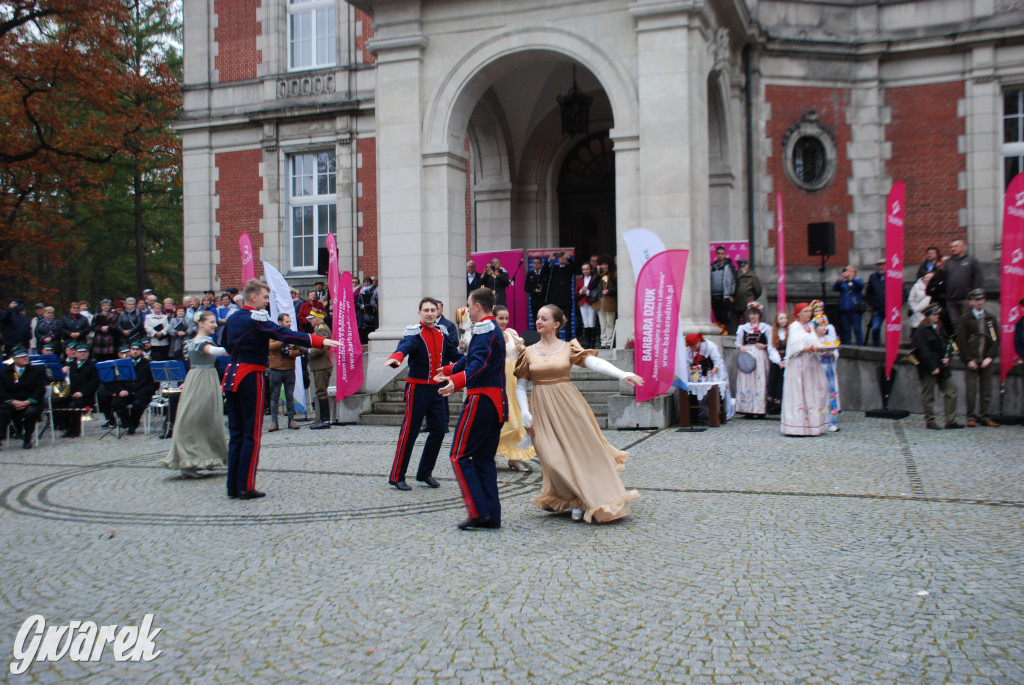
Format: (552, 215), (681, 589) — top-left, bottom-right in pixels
(0, 346), (47, 450)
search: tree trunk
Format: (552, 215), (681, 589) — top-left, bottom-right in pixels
(134, 159), (146, 293)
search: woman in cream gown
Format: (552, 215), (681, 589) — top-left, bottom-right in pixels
(780, 302), (830, 436)
(514, 305), (643, 523)
(492, 306), (537, 470)
(159, 311), (229, 476)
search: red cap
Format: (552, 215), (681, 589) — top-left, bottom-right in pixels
(685, 333), (703, 347)
(793, 302), (810, 315)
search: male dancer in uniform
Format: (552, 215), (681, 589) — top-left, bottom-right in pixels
(385, 297), (463, 490)
(222, 279), (341, 499)
(436, 288), (507, 530)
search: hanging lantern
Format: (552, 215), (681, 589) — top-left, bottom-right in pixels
(557, 64), (593, 137)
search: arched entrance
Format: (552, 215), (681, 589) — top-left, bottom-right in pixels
(558, 131), (615, 260)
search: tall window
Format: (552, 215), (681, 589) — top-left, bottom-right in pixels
(1004, 89), (1024, 189)
(289, 152), (337, 271)
(288, 0), (336, 70)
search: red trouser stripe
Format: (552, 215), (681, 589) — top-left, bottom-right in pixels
(247, 377), (265, 490)
(390, 383), (415, 482)
(449, 396), (478, 518)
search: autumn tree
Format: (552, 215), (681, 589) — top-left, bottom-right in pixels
(0, 0), (182, 301)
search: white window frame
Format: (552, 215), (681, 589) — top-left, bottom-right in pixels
(288, 151), (337, 272)
(1002, 88), (1024, 190)
(288, 0), (336, 72)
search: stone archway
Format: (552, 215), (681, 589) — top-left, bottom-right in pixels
(558, 131), (616, 260)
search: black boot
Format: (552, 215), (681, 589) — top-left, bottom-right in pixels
(309, 399), (332, 429)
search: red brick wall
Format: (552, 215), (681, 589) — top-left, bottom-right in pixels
(357, 138), (378, 277)
(766, 86), (853, 266)
(214, 0), (262, 82)
(355, 9), (376, 65)
(215, 150), (264, 288)
(886, 82), (966, 259)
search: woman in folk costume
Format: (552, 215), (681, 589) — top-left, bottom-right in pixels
(159, 311), (229, 477)
(766, 311), (789, 414)
(734, 301), (771, 417)
(812, 308), (842, 432)
(780, 302), (830, 436)
(515, 305), (643, 523)
(575, 262), (599, 349)
(492, 305), (537, 471)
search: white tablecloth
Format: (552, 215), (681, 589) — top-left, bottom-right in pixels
(684, 379), (735, 420)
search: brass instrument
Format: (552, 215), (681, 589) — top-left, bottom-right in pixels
(50, 381), (70, 400)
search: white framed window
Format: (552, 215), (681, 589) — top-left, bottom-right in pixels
(1003, 89), (1024, 190)
(289, 151), (337, 271)
(288, 0), (336, 71)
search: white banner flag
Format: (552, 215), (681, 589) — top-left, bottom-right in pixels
(262, 261), (305, 412)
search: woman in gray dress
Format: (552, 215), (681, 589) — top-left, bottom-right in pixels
(159, 312), (229, 477)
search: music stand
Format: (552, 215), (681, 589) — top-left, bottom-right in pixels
(150, 361), (187, 436)
(29, 354), (65, 382)
(97, 359), (137, 439)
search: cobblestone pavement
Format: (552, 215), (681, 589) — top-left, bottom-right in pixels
(1, 412), (1022, 683)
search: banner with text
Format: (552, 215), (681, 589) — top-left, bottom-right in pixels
(884, 182), (906, 378)
(1000, 173), (1024, 382)
(334, 270), (364, 400)
(776, 194), (787, 314)
(634, 249), (689, 403)
(239, 233), (255, 283)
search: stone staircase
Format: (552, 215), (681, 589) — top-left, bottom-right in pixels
(358, 351), (632, 429)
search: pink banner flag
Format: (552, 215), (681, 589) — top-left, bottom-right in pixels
(1000, 173), (1024, 383)
(239, 233), (255, 283)
(634, 249), (689, 403)
(776, 193), (787, 314)
(884, 182), (906, 378)
(326, 238), (363, 400)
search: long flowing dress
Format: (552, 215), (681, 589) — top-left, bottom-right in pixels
(497, 327), (537, 463)
(515, 340), (639, 523)
(766, 328), (787, 414)
(817, 324), (841, 428)
(734, 322), (771, 415)
(159, 335), (228, 471)
(780, 322), (829, 436)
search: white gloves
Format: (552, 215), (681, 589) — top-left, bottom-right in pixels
(516, 378), (532, 428)
(583, 355), (634, 381)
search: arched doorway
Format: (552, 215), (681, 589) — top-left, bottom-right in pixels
(558, 131), (615, 260)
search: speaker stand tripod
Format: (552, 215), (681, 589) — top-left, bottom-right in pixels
(817, 252), (830, 303)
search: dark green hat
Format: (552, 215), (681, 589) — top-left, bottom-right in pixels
(117, 344), (131, 353)
(130, 340), (145, 349)
(75, 343), (90, 351)
(10, 345), (28, 358)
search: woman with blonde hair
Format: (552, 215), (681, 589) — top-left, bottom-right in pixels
(514, 304), (643, 523)
(492, 305), (537, 471)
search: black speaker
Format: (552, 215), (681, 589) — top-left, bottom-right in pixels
(807, 222), (836, 256)
(317, 247), (329, 275)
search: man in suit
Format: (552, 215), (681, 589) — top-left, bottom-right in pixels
(222, 279), (341, 499)
(525, 256), (550, 327)
(54, 343), (99, 438)
(481, 257), (511, 306)
(466, 260), (482, 295)
(0, 346), (47, 449)
(435, 301), (460, 352)
(437, 288), (507, 530)
(111, 340), (160, 435)
(385, 297), (463, 491)
(912, 303), (961, 430)
(956, 289), (999, 428)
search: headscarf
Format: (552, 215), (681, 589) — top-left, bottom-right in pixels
(685, 333), (703, 348)
(793, 302), (810, 315)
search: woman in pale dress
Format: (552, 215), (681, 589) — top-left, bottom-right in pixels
(780, 302), (830, 436)
(734, 301), (771, 417)
(492, 306), (537, 471)
(159, 311), (229, 477)
(514, 305), (643, 523)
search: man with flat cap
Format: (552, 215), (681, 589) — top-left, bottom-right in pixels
(111, 340), (159, 435)
(54, 343), (99, 438)
(0, 346), (47, 449)
(912, 303), (961, 430)
(956, 289), (999, 427)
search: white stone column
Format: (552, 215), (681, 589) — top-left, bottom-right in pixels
(612, 131), (640, 344)
(474, 186), (513, 252)
(181, 129), (217, 294)
(964, 46), (1002, 259)
(845, 59), (889, 268)
(365, 33), (428, 357)
(631, 4), (718, 336)
(422, 150), (470, 312)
